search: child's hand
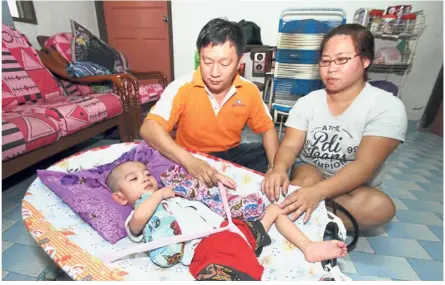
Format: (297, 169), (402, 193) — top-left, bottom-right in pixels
(215, 173), (237, 190)
(158, 187), (175, 199)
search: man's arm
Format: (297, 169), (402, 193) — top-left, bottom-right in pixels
(140, 74), (194, 167)
(261, 127), (280, 167)
(246, 87), (279, 166)
(140, 119), (194, 168)
(140, 120), (219, 187)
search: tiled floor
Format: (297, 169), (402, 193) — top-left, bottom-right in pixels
(2, 121), (443, 281)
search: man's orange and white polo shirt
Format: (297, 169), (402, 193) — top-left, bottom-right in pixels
(145, 69), (274, 153)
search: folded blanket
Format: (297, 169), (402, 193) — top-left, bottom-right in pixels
(66, 61), (111, 78)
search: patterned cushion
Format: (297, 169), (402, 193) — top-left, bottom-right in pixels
(2, 24), (63, 108)
(43, 32), (73, 62)
(2, 112), (60, 162)
(5, 93), (123, 137)
(139, 83), (164, 104)
(57, 80), (93, 96)
(70, 20), (129, 73)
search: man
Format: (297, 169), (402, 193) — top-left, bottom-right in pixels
(140, 18), (279, 187)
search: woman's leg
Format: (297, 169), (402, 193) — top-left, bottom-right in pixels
(290, 164), (395, 230)
(333, 186), (396, 230)
(290, 163), (325, 187)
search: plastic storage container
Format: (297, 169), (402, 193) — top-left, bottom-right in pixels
(402, 13), (417, 34)
(368, 9), (384, 32)
(380, 14), (398, 34)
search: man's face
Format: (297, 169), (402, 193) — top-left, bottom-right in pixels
(199, 41), (240, 95)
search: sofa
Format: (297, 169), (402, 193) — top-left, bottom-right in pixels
(37, 32), (167, 140)
(1, 25), (165, 179)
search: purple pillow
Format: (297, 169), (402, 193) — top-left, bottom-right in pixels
(37, 141), (179, 244)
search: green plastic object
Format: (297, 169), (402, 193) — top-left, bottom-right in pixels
(194, 50), (200, 69)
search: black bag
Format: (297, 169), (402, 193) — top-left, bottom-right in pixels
(238, 20), (263, 45)
(322, 199), (360, 269)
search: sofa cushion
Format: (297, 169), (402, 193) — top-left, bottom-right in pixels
(139, 83), (164, 104)
(44, 32), (73, 62)
(5, 93), (123, 137)
(70, 20), (129, 73)
(2, 112), (60, 162)
(2, 24), (63, 108)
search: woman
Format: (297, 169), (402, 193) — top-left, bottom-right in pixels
(261, 24), (407, 230)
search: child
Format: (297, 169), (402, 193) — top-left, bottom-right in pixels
(190, 203), (347, 281)
(107, 161), (347, 278)
(106, 161), (263, 267)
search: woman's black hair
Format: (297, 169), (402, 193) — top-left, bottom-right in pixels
(319, 23), (374, 80)
(196, 18), (246, 58)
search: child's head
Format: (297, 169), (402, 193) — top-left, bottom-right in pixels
(106, 161), (158, 206)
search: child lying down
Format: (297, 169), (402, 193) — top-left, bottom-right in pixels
(106, 161), (347, 281)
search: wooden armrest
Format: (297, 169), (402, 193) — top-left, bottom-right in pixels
(37, 35), (50, 49)
(129, 70), (168, 88)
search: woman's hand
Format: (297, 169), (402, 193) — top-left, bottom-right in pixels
(261, 168), (290, 202)
(279, 185), (323, 223)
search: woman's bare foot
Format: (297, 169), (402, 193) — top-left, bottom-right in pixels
(303, 240), (347, 263)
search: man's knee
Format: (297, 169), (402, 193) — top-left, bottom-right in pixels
(236, 143), (268, 173)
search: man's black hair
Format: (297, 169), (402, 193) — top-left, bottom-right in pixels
(196, 18), (246, 57)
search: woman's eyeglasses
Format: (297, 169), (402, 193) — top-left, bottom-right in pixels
(319, 54), (360, 67)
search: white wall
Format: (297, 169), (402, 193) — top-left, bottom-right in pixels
(13, 0), (99, 48)
(171, 0), (443, 120)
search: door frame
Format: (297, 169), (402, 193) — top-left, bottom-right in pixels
(94, 0), (175, 81)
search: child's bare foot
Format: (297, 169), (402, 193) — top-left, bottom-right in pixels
(303, 240), (347, 263)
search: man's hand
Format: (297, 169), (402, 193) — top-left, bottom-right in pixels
(215, 172), (237, 190)
(157, 187), (175, 199)
(261, 168), (290, 202)
(279, 185), (323, 223)
(184, 157), (219, 187)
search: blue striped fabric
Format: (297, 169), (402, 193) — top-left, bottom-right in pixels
(276, 49), (321, 64)
(66, 62), (112, 78)
(279, 19), (337, 34)
(273, 78), (325, 96)
(268, 8), (346, 114)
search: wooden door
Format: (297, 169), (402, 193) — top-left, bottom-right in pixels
(102, 1), (173, 82)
